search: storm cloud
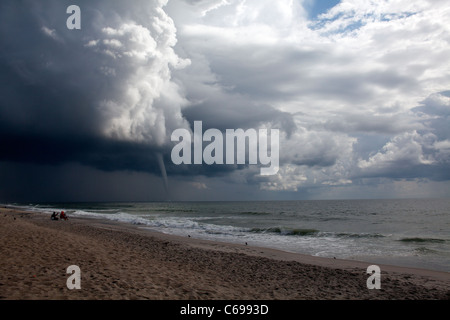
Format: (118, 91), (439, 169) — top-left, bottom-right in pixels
(0, 0), (190, 171)
(1, 0), (450, 201)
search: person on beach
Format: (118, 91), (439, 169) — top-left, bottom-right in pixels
(60, 211), (68, 221)
(51, 212), (59, 221)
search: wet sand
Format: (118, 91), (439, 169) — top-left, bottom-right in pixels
(0, 207), (449, 300)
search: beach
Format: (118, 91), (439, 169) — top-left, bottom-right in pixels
(0, 207), (449, 300)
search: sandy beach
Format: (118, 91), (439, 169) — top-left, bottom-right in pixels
(0, 206), (449, 300)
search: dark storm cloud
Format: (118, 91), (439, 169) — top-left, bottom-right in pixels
(0, 0), (292, 181)
(0, 132), (165, 174)
(0, 161), (169, 202)
(0, 0), (189, 176)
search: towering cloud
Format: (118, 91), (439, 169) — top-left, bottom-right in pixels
(0, 0), (190, 163)
(82, 3), (191, 145)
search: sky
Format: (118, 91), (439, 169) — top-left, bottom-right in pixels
(1, 0), (450, 202)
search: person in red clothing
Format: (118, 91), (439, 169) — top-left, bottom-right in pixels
(60, 211), (68, 221)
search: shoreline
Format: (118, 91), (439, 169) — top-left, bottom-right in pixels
(1, 206), (449, 300)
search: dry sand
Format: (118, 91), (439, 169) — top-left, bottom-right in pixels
(0, 207), (449, 300)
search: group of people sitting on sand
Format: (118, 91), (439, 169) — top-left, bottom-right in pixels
(51, 211), (68, 221)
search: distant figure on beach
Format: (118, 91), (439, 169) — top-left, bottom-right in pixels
(60, 211), (68, 221)
(51, 212), (59, 221)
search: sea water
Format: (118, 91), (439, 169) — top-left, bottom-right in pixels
(17, 199), (450, 272)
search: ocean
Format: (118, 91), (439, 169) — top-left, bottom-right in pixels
(15, 198), (450, 272)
